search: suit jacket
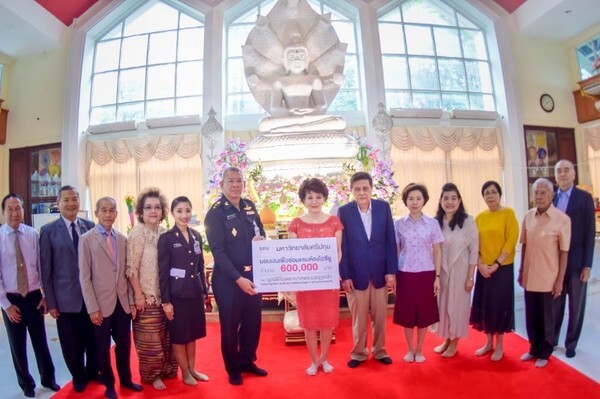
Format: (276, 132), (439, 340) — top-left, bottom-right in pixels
(338, 199), (398, 290)
(158, 226), (207, 303)
(555, 186), (595, 275)
(40, 217), (94, 313)
(79, 225), (132, 317)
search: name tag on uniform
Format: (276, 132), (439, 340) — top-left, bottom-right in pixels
(193, 241), (201, 255)
(170, 268), (186, 278)
(173, 243), (182, 248)
(227, 214), (237, 220)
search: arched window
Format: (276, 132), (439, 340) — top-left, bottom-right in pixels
(378, 0), (495, 111)
(224, 0), (361, 120)
(88, 1), (205, 125)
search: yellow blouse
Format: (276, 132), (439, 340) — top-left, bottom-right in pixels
(475, 207), (519, 265)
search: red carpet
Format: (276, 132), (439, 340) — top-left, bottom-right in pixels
(52, 318), (598, 399)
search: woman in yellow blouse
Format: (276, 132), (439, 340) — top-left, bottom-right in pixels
(126, 188), (177, 389)
(470, 181), (519, 361)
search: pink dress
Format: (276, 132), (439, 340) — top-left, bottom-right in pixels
(287, 216), (343, 329)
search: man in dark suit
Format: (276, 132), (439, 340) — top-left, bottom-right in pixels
(0, 193), (60, 397)
(40, 185), (97, 392)
(552, 160), (595, 358)
(338, 172), (398, 368)
(79, 197), (142, 399)
(204, 167), (267, 386)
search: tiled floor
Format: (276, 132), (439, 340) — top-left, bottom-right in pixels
(1, 244), (599, 398)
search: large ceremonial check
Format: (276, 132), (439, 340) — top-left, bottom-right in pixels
(252, 237), (339, 293)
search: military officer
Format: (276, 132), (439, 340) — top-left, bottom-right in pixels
(204, 166), (267, 386)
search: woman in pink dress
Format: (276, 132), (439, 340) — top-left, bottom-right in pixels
(287, 178), (343, 376)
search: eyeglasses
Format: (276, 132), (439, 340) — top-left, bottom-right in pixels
(143, 206), (162, 212)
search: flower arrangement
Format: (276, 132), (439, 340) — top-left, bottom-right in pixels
(125, 195), (135, 232)
(206, 138), (250, 205)
(343, 138), (399, 204)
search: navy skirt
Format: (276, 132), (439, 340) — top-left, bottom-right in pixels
(469, 264), (515, 334)
(168, 296), (206, 344)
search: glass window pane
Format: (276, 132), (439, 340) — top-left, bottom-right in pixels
(465, 61), (493, 92)
(382, 56), (409, 89)
(147, 64), (175, 99)
(95, 40), (121, 72)
(124, 2), (178, 36)
(482, 94), (495, 111)
(342, 56), (358, 90)
(176, 96), (202, 116)
(117, 102), (144, 121)
(461, 30), (487, 60)
(379, 7), (401, 22)
(148, 31), (177, 64)
(228, 58), (248, 93)
(177, 61), (203, 96)
(90, 106), (116, 125)
(323, 5), (347, 22)
(434, 28), (461, 57)
(146, 99), (174, 118)
(412, 91), (441, 108)
(469, 94), (496, 111)
(329, 90), (359, 112)
(228, 24), (253, 58)
(180, 13), (202, 29)
(379, 23), (405, 54)
(120, 36), (148, 68)
(91, 72), (117, 106)
(385, 90), (411, 108)
(235, 7), (259, 24)
(178, 27), (204, 61)
(118, 68), (146, 102)
(405, 25), (434, 56)
(442, 92), (469, 110)
(227, 93), (262, 114)
(259, 0), (277, 16)
(103, 23), (123, 40)
(457, 14), (477, 29)
(438, 59), (465, 91)
(332, 21), (355, 53)
(402, 0), (456, 26)
(409, 57), (439, 90)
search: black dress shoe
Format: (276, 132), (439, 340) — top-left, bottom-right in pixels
(105, 386), (118, 399)
(228, 373), (243, 386)
(566, 349), (576, 358)
(377, 356), (393, 365)
(43, 382), (61, 391)
(347, 359), (364, 368)
(242, 363), (268, 376)
(23, 388), (35, 398)
(121, 382), (143, 392)
(73, 382), (87, 393)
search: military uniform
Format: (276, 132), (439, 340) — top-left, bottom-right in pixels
(204, 195), (265, 378)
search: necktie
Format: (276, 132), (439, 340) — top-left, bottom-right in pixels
(106, 230), (116, 268)
(71, 222), (79, 252)
(15, 231), (29, 297)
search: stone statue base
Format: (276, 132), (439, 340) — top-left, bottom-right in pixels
(246, 130), (358, 163)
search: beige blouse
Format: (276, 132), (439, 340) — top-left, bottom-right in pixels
(126, 223), (166, 305)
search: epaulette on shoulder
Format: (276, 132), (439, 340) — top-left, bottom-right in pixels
(210, 200), (221, 209)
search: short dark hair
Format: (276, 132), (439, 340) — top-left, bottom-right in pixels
(170, 196), (192, 212)
(135, 187), (168, 223)
(298, 178), (329, 202)
(57, 185), (79, 202)
(2, 193), (24, 212)
(481, 180), (502, 197)
(435, 183), (468, 231)
(350, 172), (373, 188)
(401, 183), (429, 206)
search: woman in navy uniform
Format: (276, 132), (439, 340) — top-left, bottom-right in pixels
(158, 196), (208, 386)
(204, 167), (267, 386)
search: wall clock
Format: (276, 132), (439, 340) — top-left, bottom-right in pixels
(540, 94), (554, 113)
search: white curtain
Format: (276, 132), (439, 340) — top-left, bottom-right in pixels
(585, 124), (600, 200)
(86, 134), (203, 232)
(390, 126), (503, 218)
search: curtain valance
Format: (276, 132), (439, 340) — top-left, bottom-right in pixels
(390, 126), (503, 165)
(86, 133), (202, 166)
